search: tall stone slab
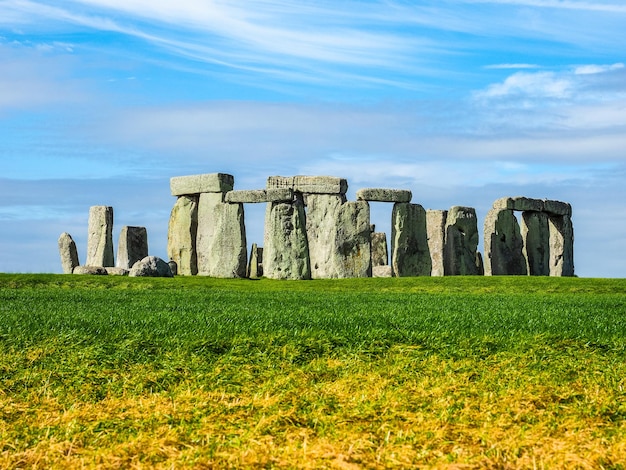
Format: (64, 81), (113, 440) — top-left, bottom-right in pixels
(58, 232), (80, 274)
(167, 195), (199, 276)
(197, 193), (247, 278)
(444, 206), (481, 276)
(484, 208), (527, 276)
(333, 201), (372, 278)
(305, 194), (346, 278)
(391, 203), (431, 277)
(426, 210), (447, 277)
(86, 205), (114, 267)
(371, 232), (388, 267)
(248, 243), (263, 279)
(117, 226), (148, 269)
(521, 211), (550, 276)
(549, 215), (575, 276)
(264, 198), (311, 280)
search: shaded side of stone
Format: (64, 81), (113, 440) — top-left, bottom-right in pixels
(58, 232), (80, 274)
(356, 188), (412, 203)
(483, 208), (527, 276)
(521, 211), (550, 276)
(86, 206), (114, 267)
(549, 215), (575, 276)
(426, 210), (447, 277)
(167, 195), (198, 276)
(197, 193), (247, 278)
(116, 226), (148, 269)
(444, 206), (481, 275)
(391, 203), (431, 277)
(170, 173), (234, 196)
(263, 198), (311, 280)
(371, 232), (388, 267)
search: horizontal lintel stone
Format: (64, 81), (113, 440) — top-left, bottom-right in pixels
(225, 189), (268, 203)
(267, 175), (347, 195)
(356, 188), (412, 203)
(492, 196), (571, 216)
(170, 173), (234, 196)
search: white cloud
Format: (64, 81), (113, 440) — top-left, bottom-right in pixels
(476, 71), (572, 99)
(575, 62), (624, 75)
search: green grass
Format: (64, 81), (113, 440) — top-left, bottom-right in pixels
(1, 274), (626, 468)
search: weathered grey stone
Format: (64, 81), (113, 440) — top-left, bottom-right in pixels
(248, 244), (263, 279)
(492, 196), (544, 213)
(263, 198), (311, 280)
(106, 267), (129, 276)
(225, 190), (268, 204)
(521, 211), (550, 276)
(356, 188), (412, 203)
(371, 232), (388, 267)
(306, 194), (346, 279)
(168, 260), (178, 276)
(129, 256), (173, 277)
(116, 226), (148, 269)
(333, 201), (372, 278)
(86, 206), (114, 267)
(197, 193), (247, 278)
(549, 215), (575, 276)
(372, 265), (393, 277)
(73, 266), (108, 275)
(167, 195), (198, 276)
(426, 210), (447, 277)
(266, 188), (294, 202)
(484, 208), (527, 276)
(544, 200), (572, 217)
(58, 232), (80, 274)
(391, 203), (432, 277)
(267, 175), (348, 195)
(444, 206), (481, 275)
(170, 173), (234, 196)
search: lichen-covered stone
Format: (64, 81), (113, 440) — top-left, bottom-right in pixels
(306, 194), (346, 279)
(106, 267), (129, 276)
(549, 215), (575, 276)
(196, 193), (247, 278)
(426, 210), (447, 277)
(73, 266), (108, 275)
(371, 232), (388, 267)
(58, 232), (80, 274)
(116, 226), (148, 269)
(170, 173), (234, 196)
(544, 200), (572, 217)
(86, 206), (114, 267)
(167, 195), (198, 276)
(333, 201), (371, 278)
(225, 190), (268, 203)
(129, 256), (173, 277)
(391, 203), (431, 277)
(484, 208), (527, 276)
(263, 199), (311, 280)
(356, 188), (412, 203)
(267, 175), (347, 195)
(521, 211), (550, 276)
(444, 206), (481, 275)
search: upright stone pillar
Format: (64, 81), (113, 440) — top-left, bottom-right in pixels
(444, 206), (481, 275)
(248, 243), (263, 279)
(333, 201), (372, 278)
(549, 215), (574, 276)
(117, 226), (148, 269)
(426, 210), (447, 277)
(58, 232), (80, 274)
(484, 207), (527, 276)
(86, 205), (114, 267)
(391, 203), (431, 277)
(521, 211), (550, 276)
(263, 197), (311, 280)
(305, 194), (346, 279)
(371, 232), (388, 267)
(167, 195), (199, 276)
(197, 192), (247, 278)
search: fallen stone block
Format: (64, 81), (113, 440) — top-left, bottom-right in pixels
(117, 226), (148, 269)
(73, 266), (108, 275)
(170, 173), (234, 196)
(106, 267), (129, 276)
(58, 232), (80, 274)
(356, 188), (412, 203)
(86, 206), (114, 267)
(372, 265), (393, 277)
(129, 256), (173, 277)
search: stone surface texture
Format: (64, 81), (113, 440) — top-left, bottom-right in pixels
(58, 232), (80, 274)
(267, 176), (348, 195)
(248, 243), (263, 279)
(116, 226), (148, 269)
(196, 193), (247, 278)
(484, 208), (527, 276)
(106, 267), (129, 276)
(73, 266), (108, 275)
(305, 194), (346, 278)
(129, 256), (173, 277)
(444, 206), (481, 275)
(391, 203), (431, 277)
(170, 173), (234, 196)
(167, 195), (198, 276)
(549, 215), (575, 276)
(225, 190), (268, 204)
(371, 232), (388, 267)
(86, 206), (114, 267)
(521, 211), (550, 276)
(426, 210), (447, 277)
(372, 265), (393, 277)
(333, 201), (372, 278)
(356, 188), (412, 203)
(264, 199), (311, 280)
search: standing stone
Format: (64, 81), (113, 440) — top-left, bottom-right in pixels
(426, 210), (447, 277)
(484, 208), (527, 276)
(117, 226), (148, 269)
(521, 211), (550, 276)
(167, 195), (199, 276)
(305, 194), (346, 278)
(248, 244), (264, 279)
(444, 206), (481, 275)
(264, 198), (311, 280)
(58, 232), (80, 274)
(333, 201), (372, 278)
(371, 232), (388, 267)
(391, 203), (432, 277)
(197, 193), (247, 278)
(86, 206), (114, 267)
(549, 215), (575, 276)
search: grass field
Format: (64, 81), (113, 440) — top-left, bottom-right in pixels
(1, 274), (626, 469)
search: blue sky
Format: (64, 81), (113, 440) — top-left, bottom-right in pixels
(1, 0), (625, 277)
